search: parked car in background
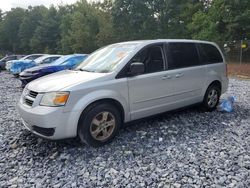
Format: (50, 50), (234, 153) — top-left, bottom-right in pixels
(19, 54), (88, 87)
(5, 54), (45, 71)
(0, 55), (25, 70)
(17, 40), (228, 147)
(10, 55), (62, 75)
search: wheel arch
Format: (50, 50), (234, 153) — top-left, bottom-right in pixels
(84, 98), (125, 123)
(208, 80), (222, 91)
(202, 80), (222, 111)
(76, 98), (126, 137)
(76, 96), (126, 125)
(202, 79), (222, 101)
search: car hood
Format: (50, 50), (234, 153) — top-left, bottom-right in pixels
(27, 70), (107, 92)
(6, 60), (19, 65)
(24, 64), (52, 73)
(26, 64), (69, 73)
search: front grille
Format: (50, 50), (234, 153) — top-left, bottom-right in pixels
(28, 90), (38, 98)
(24, 90), (38, 107)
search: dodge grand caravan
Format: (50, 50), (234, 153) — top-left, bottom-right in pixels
(17, 40), (228, 147)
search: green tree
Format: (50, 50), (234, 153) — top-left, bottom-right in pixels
(111, 0), (203, 41)
(18, 6), (47, 53)
(60, 14), (74, 54)
(0, 0), (249, 54)
(0, 9), (4, 53)
(60, 0), (115, 54)
(223, 0), (250, 40)
(94, 1), (116, 47)
(69, 1), (99, 53)
(30, 6), (61, 53)
(58, 5), (77, 54)
(0, 9), (3, 22)
(188, 0), (250, 43)
(0, 8), (25, 53)
(111, 0), (157, 41)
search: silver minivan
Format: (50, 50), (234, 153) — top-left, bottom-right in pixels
(17, 40), (228, 147)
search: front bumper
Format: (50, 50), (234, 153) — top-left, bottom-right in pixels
(21, 119), (55, 137)
(17, 101), (80, 140)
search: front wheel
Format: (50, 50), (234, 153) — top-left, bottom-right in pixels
(13, 74), (19, 78)
(77, 103), (121, 147)
(202, 84), (221, 111)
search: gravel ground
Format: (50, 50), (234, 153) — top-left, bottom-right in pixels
(0, 71), (250, 188)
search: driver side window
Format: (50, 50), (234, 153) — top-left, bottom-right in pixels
(131, 45), (165, 74)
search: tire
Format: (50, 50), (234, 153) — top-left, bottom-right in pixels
(202, 84), (221, 111)
(77, 103), (121, 147)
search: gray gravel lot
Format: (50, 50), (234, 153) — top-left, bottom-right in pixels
(0, 71), (250, 188)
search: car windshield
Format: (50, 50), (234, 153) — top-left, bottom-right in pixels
(60, 56), (82, 65)
(23, 55), (42, 60)
(50, 55), (72, 65)
(0, 57), (7, 61)
(19, 56), (29, 60)
(34, 56), (48, 64)
(76, 43), (139, 73)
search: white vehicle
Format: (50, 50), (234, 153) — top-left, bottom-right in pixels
(32, 55), (62, 65)
(5, 54), (45, 70)
(17, 40), (228, 147)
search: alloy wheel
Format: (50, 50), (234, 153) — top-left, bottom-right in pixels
(90, 111), (116, 141)
(207, 89), (219, 108)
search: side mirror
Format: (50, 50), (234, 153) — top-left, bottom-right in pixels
(130, 62), (145, 76)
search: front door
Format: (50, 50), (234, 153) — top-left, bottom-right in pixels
(127, 44), (175, 120)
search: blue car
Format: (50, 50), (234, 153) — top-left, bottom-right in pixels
(0, 55), (25, 70)
(19, 54), (88, 87)
(10, 55), (62, 75)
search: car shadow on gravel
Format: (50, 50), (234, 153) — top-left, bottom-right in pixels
(13, 102), (249, 162)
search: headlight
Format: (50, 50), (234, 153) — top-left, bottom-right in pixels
(40, 92), (70, 107)
(22, 87), (29, 96)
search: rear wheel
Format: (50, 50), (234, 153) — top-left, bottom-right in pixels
(202, 84), (221, 111)
(77, 103), (121, 147)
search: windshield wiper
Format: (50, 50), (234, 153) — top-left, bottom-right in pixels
(79, 69), (96, 73)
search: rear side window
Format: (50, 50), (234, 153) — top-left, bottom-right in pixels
(27, 55), (42, 60)
(167, 43), (200, 69)
(6, 56), (16, 61)
(198, 43), (223, 64)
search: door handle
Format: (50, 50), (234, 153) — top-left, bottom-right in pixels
(175, 73), (184, 78)
(162, 75), (172, 80)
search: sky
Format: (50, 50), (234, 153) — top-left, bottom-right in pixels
(0, 0), (80, 11)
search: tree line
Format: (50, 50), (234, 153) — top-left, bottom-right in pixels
(0, 0), (249, 55)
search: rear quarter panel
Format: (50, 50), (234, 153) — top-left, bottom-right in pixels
(204, 63), (228, 95)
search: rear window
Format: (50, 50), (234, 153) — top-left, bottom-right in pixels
(167, 43), (200, 69)
(198, 43), (223, 64)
